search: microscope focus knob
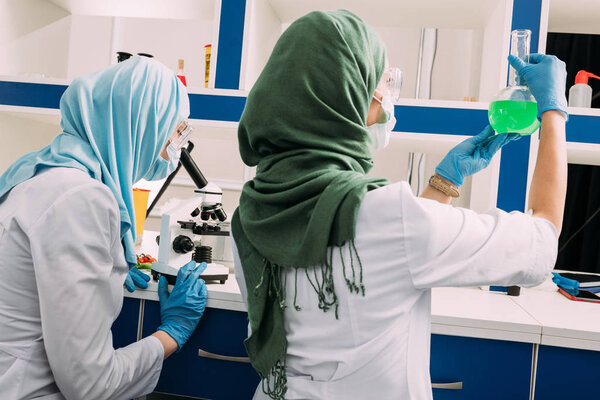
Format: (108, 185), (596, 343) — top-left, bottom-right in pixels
(172, 235), (195, 254)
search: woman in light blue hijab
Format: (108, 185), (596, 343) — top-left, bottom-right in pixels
(0, 57), (208, 399)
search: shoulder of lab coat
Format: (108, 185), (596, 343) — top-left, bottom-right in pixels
(26, 168), (164, 400)
(233, 180), (557, 292)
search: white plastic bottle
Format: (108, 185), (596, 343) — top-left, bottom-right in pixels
(568, 70), (600, 107)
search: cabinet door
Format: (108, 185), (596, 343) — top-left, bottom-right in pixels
(111, 297), (140, 349)
(535, 345), (600, 398)
(143, 301), (260, 400)
(431, 334), (533, 400)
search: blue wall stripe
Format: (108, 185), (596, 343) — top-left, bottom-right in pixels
(0, 81), (247, 122)
(496, 0), (543, 212)
(215, 0), (247, 90)
(393, 105), (489, 136)
(188, 93), (246, 121)
(3, 81), (597, 144)
(566, 115), (600, 144)
(510, 0), (542, 54)
(0, 81), (66, 109)
(496, 137), (531, 212)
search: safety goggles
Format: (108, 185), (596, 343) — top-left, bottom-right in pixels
(375, 67), (403, 103)
(169, 120), (193, 151)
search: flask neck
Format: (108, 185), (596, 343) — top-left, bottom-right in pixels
(508, 30), (531, 88)
(508, 69), (526, 87)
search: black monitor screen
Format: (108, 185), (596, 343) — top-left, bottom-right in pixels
(555, 163), (600, 273)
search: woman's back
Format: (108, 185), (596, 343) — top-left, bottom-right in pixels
(234, 181), (557, 399)
(0, 167), (127, 399)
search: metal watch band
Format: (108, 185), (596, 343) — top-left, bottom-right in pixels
(429, 175), (460, 198)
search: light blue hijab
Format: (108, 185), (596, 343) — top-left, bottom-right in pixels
(0, 56), (190, 266)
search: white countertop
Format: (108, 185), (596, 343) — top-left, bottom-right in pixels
(126, 231), (600, 351)
(431, 287), (541, 344)
(512, 279), (600, 351)
(125, 276), (600, 350)
(125, 273), (246, 312)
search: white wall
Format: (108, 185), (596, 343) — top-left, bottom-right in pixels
(0, 113), (61, 172)
(65, 14), (216, 87)
(478, 0), (512, 101)
(106, 17), (215, 88)
(432, 29), (483, 101)
(66, 15), (113, 78)
(180, 125), (245, 182)
(0, 0), (70, 78)
(369, 135), (472, 208)
(243, 1), (504, 101)
(241, 0), (282, 90)
(0, 1), (217, 85)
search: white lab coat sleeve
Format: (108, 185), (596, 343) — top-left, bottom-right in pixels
(26, 183), (164, 400)
(401, 188), (558, 289)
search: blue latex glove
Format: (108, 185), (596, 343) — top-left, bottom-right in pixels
(124, 267), (150, 293)
(552, 272), (579, 291)
(508, 53), (568, 120)
(435, 125), (520, 187)
(157, 260), (208, 350)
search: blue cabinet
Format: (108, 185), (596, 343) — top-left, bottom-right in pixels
(142, 301), (260, 399)
(111, 297), (140, 349)
(431, 334), (533, 400)
(535, 345), (600, 398)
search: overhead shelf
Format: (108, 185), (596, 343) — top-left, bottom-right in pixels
(0, 106), (60, 125)
(48, 0), (215, 20)
(0, 79), (248, 122)
(243, 0), (513, 102)
(1, 0), (220, 87)
(266, 0), (502, 30)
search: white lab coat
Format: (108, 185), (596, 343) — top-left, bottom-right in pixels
(233, 181), (558, 400)
(0, 168), (163, 400)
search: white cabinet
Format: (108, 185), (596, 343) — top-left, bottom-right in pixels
(0, 0), (219, 89)
(242, 0), (513, 102)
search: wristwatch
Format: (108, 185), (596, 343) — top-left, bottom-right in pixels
(429, 175), (460, 198)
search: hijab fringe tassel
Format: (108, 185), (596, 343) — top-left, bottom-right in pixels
(261, 351), (288, 400)
(258, 240), (365, 399)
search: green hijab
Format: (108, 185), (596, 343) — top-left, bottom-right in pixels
(232, 10), (389, 398)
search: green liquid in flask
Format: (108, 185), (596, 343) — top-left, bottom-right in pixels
(488, 100), (540, 135)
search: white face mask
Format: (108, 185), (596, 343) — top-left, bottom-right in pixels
(166, 142), (180, 171)
(367, 96), (396, 152)
(143, 142), (180, 181)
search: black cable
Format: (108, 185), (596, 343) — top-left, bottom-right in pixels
(558, 204), (600, 254)
(407, 153), (414, 185)
(416, 153), (425, 195)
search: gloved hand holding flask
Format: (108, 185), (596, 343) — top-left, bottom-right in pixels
(508, 53), (568, 120)
(435, 125), (519, 187)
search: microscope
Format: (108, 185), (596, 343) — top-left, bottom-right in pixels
(150, 144), (230, 285)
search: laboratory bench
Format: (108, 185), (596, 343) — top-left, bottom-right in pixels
(113, 271), (600, 400)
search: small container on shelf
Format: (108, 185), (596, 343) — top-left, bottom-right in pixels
(204, 44), (212, 88)
(568, 70), (600, 108)
(117, 52), (133, 63)
(177, 59), (187, 87)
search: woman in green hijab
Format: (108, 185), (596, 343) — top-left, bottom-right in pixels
(232, 9), (568, 400)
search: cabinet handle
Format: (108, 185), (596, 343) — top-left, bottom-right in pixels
(432, 382), (463, 390)
(198, 349), (251, 363)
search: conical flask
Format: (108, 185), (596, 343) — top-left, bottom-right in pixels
(488, 29), (540, 135)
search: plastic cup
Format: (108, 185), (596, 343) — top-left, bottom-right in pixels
(132, 188), (150, 238)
